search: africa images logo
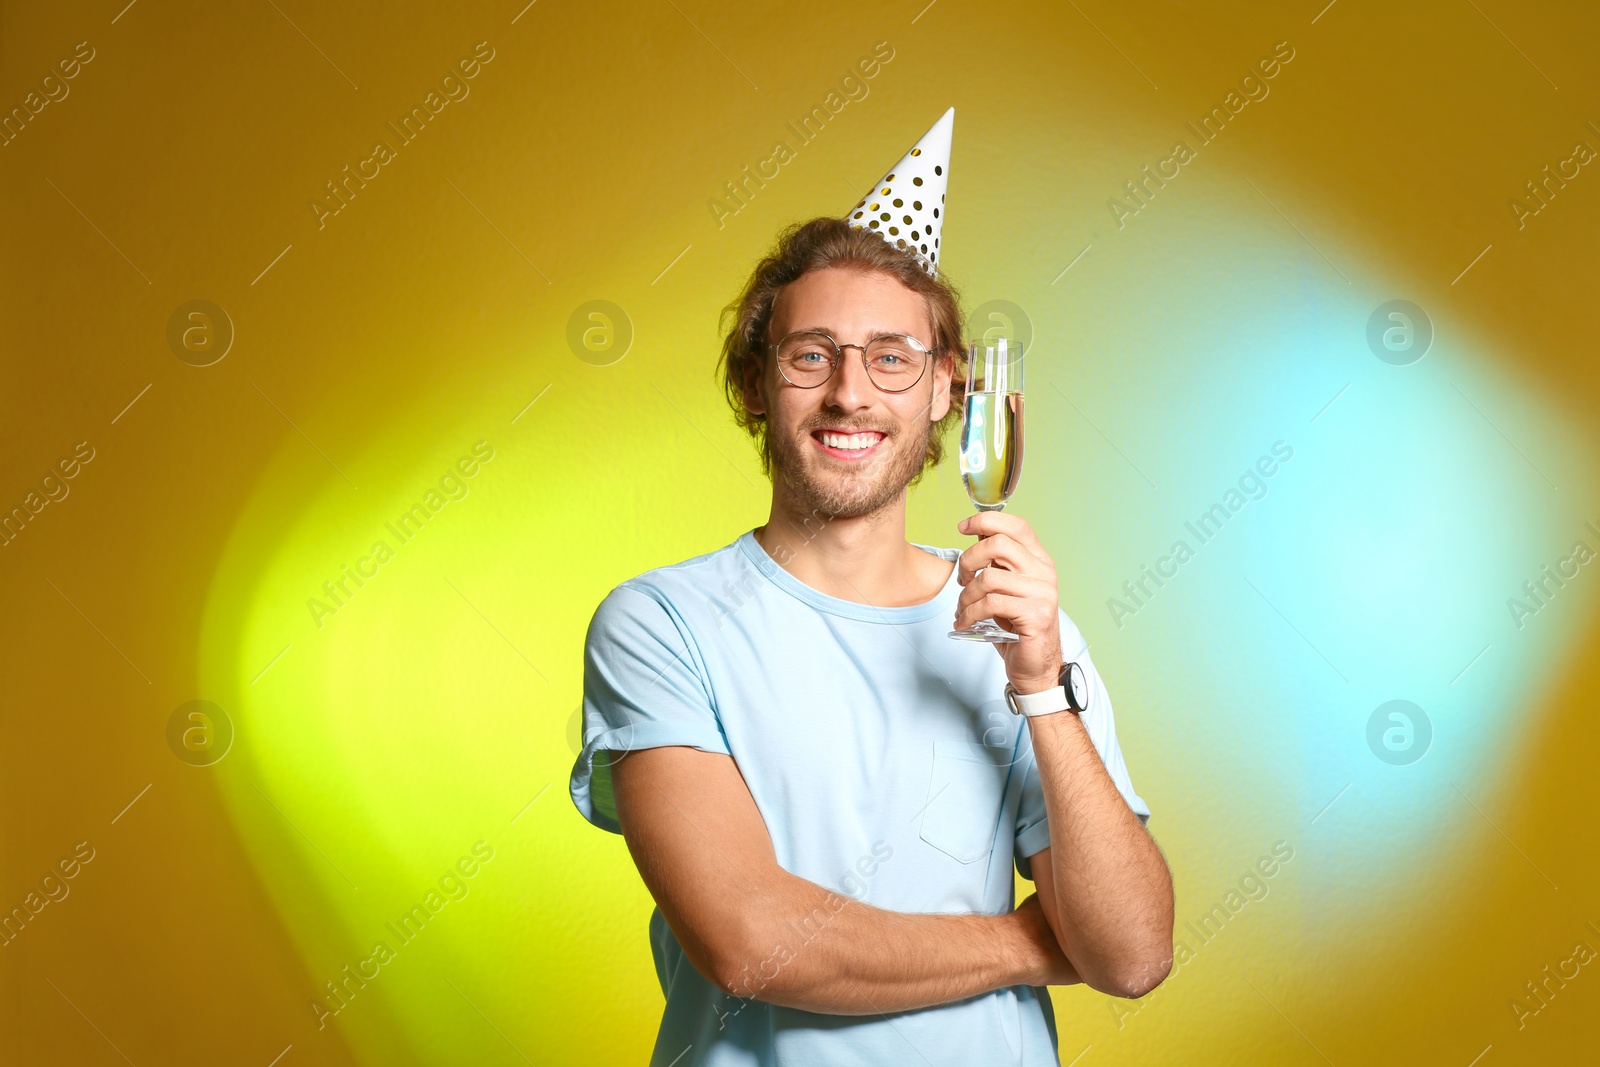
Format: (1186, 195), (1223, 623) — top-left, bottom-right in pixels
(306, 442), (495, 629)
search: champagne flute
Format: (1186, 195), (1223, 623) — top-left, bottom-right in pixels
(949, 338), (1025, 643)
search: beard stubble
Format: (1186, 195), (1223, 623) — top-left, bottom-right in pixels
(765, 413), (936, 522)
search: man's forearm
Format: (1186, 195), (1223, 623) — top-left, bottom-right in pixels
(1029, 711), (1174, 996)
(718, 876), (1075, 1016)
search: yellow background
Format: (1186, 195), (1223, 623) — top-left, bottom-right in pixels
(2, 0), (1598, 1064)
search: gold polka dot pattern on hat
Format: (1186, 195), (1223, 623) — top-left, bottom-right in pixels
(841, 107), (953, 276)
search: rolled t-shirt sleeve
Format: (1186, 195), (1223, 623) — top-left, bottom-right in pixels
(569, 582), (730, 834)
(1013, 616), (1151, 880)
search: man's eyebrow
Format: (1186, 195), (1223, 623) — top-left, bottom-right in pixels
(791, 325), (918, 340)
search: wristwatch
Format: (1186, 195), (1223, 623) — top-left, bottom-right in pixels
(1004, 661), (1088, 717)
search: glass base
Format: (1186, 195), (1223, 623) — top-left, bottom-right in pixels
(948, 619), (1020, 643)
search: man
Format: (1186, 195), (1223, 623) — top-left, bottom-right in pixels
(570, 110), (1173, 1066)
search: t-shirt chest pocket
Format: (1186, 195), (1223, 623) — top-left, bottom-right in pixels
(918, 738), (1008, 864)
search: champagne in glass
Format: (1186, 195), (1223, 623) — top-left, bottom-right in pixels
(950, 338), (1026, 643)
(959, 391), (1024, 507)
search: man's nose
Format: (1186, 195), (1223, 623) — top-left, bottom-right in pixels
(820, 350), (875, 411)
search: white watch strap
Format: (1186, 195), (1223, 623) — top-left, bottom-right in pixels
(1013, 684), (1071, 717)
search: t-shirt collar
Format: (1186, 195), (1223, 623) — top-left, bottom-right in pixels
(735, 528), (959, 624)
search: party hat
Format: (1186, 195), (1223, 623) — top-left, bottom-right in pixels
(846, 107), (953, 276)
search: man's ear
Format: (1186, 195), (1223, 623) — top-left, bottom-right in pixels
(929, 351), (955, 423)
(740, 359), (767, 418)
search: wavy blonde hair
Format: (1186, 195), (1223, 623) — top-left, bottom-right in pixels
(716, 216), (968, 484)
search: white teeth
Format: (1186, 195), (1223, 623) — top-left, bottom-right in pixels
(820, 432), (880, 451)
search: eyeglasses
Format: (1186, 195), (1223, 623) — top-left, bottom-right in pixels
(767, 330), (933, 392)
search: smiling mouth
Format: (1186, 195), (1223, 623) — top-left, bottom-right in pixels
(810, 429), (886, 460)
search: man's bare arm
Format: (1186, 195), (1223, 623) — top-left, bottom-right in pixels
(608, 744), (1079, 1015)
(949, 511), (1175, 999)
(1027, 713), (1175, 998)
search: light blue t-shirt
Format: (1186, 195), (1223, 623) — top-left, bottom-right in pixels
(570, 529), (1150, 1067)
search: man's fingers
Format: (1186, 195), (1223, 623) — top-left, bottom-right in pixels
(960, 534), (1024, 585)
(956, 566), (1054, 604)
(960, 511), (1049, 555)
(953, 571), (1056, 624)
(953, 591), (1055, 634)
(956, 533), (1047, 584)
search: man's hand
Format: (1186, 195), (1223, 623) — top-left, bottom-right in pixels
(610, 744), (1086, 1014)
(953, 511), (1064, 694)
(956, 512), (1176, 998)
(1013, 892), (1082, 988)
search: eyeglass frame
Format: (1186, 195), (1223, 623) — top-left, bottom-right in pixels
(764, 329), (937, 393)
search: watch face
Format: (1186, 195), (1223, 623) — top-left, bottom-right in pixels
(1066, 663), (1088, 710)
